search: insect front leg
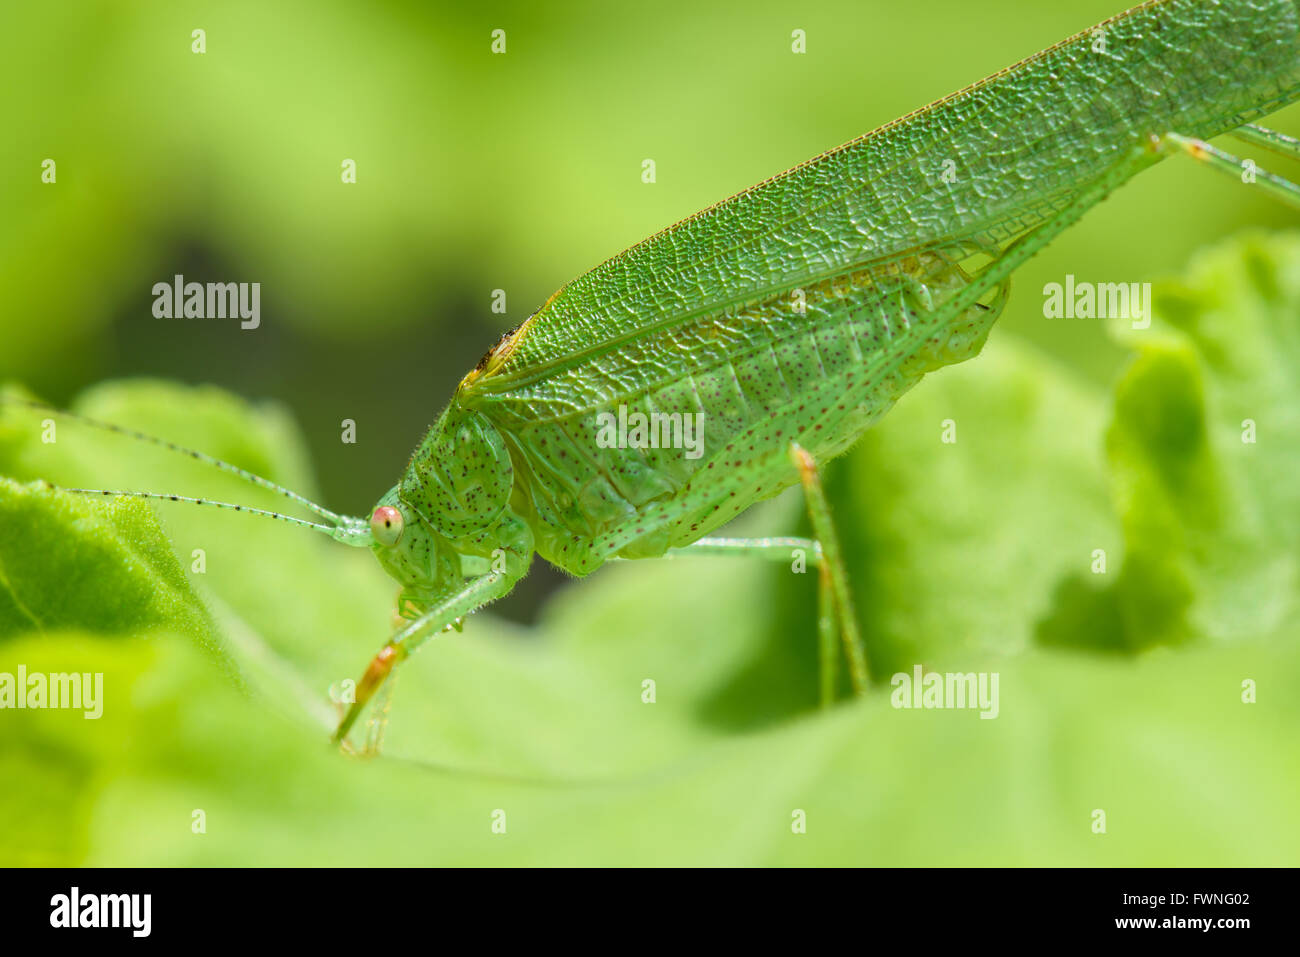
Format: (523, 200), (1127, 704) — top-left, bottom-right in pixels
(333, 571), (519, 748)
(361, 665), (399, 756)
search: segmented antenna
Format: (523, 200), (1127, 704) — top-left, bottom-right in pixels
(58, 487), (337, 535)
(4, 396), (345, 524)
(5, 397), (375, 547)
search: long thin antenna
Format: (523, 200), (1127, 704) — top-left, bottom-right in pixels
(56, 486), (338, 536)
(4, 396), (345, 524)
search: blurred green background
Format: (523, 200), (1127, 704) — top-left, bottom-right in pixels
(1, 0), (1298, 866)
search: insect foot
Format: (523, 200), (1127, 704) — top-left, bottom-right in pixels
(333, 644), (403, 747)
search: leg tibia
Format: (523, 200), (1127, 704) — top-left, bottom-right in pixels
(790, 443), (870, 694)
(1155, 131), (1300, 211)
(333, 571), (519, 747)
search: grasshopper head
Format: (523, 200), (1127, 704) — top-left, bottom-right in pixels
(365, 486), (453, 603)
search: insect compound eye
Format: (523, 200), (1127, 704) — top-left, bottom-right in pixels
(370, 505), (405, 547)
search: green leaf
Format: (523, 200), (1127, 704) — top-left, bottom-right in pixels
(0, 478), (215, 654)
(1040, 231), (1300, 651)
(3, 624), (1296, 866)
(833, 342), (1117, 675)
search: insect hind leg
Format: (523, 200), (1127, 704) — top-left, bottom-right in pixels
(789, 443), (869, 695)
(1153, 130), (1300, 211)
(1230, 124), (1300, 164)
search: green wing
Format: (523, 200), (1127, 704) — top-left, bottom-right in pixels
(462, 0), (1300, 417)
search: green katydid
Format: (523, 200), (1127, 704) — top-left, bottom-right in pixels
(11, 0), (1300, 749)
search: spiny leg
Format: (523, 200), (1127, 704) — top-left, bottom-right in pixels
(789, 443), (869, 694)
(1152, 131), (1300, 210)
(333, 572), (517, 747)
